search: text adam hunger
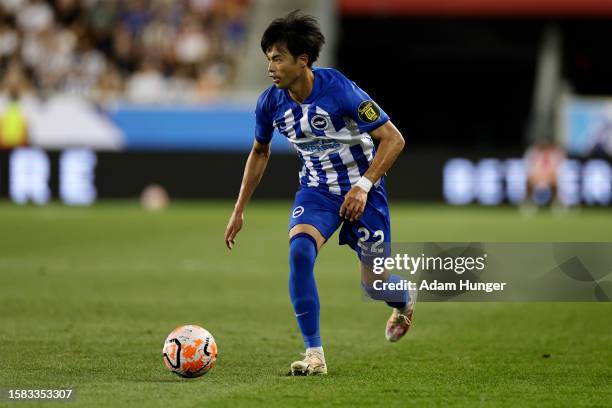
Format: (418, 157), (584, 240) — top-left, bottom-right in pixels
(373, 279), (508, 293)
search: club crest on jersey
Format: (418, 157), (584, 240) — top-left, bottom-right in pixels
(310, 114), (330, 131)
(358, 100), (380, 123)
(292, 206), (305, 218)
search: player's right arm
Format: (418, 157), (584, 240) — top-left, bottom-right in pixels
(224, 140), (271, 250)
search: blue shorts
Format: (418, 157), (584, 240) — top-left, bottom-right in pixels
(288, 183), (391, 259)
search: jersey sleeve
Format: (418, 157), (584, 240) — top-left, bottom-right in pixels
(254, 91), (274, 144)
(340, 78), (390, 133)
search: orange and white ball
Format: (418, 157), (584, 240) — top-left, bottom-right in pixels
(162, 325), (218, 378)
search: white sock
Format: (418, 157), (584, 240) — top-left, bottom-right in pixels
(307, 346), (325, 361)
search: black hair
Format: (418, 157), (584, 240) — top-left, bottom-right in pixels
(260, 10), (325, 67)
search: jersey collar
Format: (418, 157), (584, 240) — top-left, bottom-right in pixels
(284, 68), (321, 105)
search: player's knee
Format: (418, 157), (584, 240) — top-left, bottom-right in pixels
(289, 233), (318, 265)
(289, 224), (325, 248)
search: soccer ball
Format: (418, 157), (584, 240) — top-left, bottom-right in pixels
(162, 324), (218, 378)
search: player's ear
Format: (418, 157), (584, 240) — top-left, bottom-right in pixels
(298, 54), (308, 68)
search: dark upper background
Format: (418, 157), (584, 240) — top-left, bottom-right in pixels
(337, 17), (612, 150)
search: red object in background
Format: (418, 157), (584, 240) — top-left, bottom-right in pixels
(339, 0), (612, 16)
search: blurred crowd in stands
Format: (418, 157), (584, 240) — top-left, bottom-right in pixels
(0, 0), (250, 103)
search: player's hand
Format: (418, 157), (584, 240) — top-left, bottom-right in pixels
(339, 186), (368, 222)
(224, 211), (243, 250)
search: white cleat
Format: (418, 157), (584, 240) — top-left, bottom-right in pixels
(385, 302), (414, 342)
(290, 349), (328, 376)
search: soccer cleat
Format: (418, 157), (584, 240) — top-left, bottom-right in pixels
(385, 302), (414, 342)
(290, 349), (328, 376)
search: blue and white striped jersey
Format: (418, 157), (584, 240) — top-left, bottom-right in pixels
(254, 67), (389, 196)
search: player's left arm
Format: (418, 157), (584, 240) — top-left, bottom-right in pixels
(339, 120), (404, 222)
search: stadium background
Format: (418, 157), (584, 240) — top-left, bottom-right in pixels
(1, 1), (611, 407)
(2, 0), (612, 204)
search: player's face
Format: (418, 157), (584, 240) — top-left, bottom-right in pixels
(266, 44), (305, 89)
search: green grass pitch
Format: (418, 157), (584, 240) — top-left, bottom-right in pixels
(1, 201), (611, 407)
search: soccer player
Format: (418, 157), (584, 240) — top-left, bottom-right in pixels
(224, 11), (413, 375)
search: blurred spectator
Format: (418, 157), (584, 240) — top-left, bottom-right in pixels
(85, 0), (116, 54)
(196, 63), (223, 101)
(54, 0), (81, 27)
(0, 16), (18, 63)
(119, 0), (152, 36)
(126, 57), (166, 103)
(166, 65), (196, 102)
(524, 141), (566, 206)
(0, 62), (29, 148)
(62, 34), (106, 96)
(141, 2), (177, 63)
(1, 0), (27, 15)
(92, 61), (124, 103)
(16, 0), (53, 34)
(112, 23), (137, 74)
(0, 0), (250, 103)
(175, 12), (210, 66)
